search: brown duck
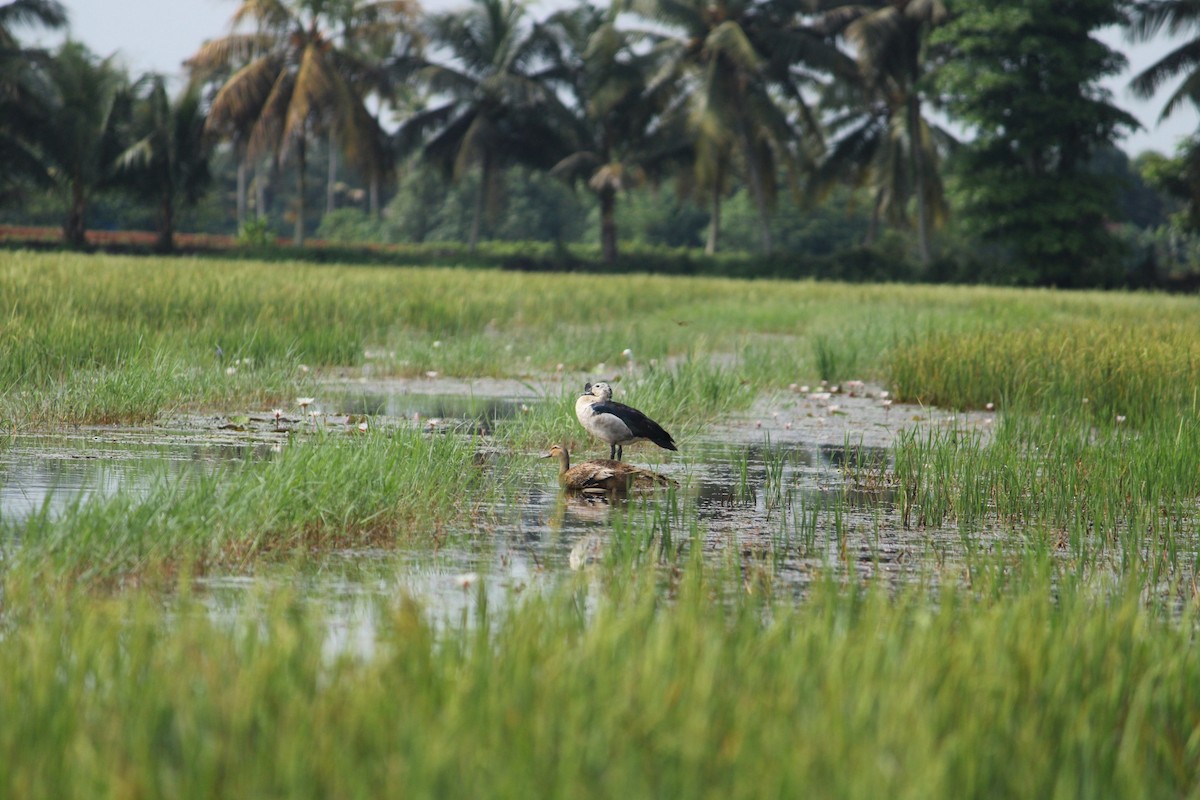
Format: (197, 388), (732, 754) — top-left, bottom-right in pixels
(542, 444), (674, 495)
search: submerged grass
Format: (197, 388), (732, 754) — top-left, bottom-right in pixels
(2, 563), (1199, 798)
(5, 427), (485, 579)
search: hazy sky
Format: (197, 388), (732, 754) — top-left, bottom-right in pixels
(51, 0), (1200, 157)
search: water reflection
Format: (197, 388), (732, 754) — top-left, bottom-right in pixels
(0, 436), (274, 524)
(330, 390), (529, 435)
(688, 440), (896, 515)
(186, 435), (907, 629)
(2, 411), (945, 643)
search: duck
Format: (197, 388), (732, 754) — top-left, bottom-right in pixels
(543, 444), (674, 495)
(574, 381), (677, 461)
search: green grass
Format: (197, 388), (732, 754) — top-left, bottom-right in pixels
(4, 252), (1200, 796)
(2, 564), (1199, 798)
(6, 427), (487, 580)
(888, 318), (1200, 419)
(5, 251), (1200, 426)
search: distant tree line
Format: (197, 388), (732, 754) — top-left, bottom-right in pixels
(3, 0), (1200, 287)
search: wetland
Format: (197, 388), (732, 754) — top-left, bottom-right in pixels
(2, 251), (1200, 797)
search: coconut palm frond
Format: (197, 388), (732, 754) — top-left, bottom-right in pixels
(1130, 38), (1200, 102)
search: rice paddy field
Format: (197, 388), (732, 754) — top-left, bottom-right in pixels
(3, 250), (1200, 797)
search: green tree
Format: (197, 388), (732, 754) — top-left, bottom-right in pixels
(396, 0), (574, 252)
(188, 0), (408, 245)
(381, 159), (449, 242)
(0, 0), (63, 45)
(0, 0), (67, 196)
(1135, 141), (1198, 229)
(622, 0), (826, 254)
(114, 76), (212, 252)
(38, 41), (130, 248)
(1128, 1), (1200, 121)
(321, 0), (421, 217)
(1129, 1), (1200, 232)
(815, 0), (952, 258)
(933, 0), (1138, 285)
(543, 2), (690, 263)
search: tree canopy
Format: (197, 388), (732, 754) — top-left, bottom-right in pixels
(934, 0), (1140, 285)
(0, 0), (1194, 287)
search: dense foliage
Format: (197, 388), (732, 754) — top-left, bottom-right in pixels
(1, 0), (1199, 286)
(934, 0), (1139, 286)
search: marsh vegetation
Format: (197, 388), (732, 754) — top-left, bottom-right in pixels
(3, 252), (1200, 796)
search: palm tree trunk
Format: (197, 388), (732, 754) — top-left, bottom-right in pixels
(326, 130), (338, 215)
(908, 93), (930, 264)
(599, 186), (618, 264)
(237, 158), (248, 230)
(736, 104), (773, 255)
(705, 162), (723, 256)
(469, 152), (490, 254)
(65, 179), (86, 248)
(866, 190), (883, 246)
(294, 135), (307, 246)
(255, 159), (268, 220)
(156, 187), (175, 253)
(235, 135), (247, 230)
(369, 174), (380, 219)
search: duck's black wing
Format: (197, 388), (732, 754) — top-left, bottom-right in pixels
(591, 400), (677, 451)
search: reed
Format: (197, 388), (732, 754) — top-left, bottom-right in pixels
(1, 562), (1198, 798)
(5, 427), (487, 579)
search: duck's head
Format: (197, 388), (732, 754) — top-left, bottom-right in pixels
(584, 381), (613, 401)
(541, 444), (570, 470)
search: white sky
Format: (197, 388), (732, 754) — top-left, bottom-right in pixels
(46, 0), (1200, 157)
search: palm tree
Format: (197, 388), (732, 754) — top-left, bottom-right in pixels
(188, 0), (414, 245)
(326, 0), (424, 215)
(1129, 1), (1200, 121)
(542, 3), (691, 263)
(396, 0), (576, 251)
(813, 33), (953, 246)
(0, 0), (67, 195)
(623, 0), (827, 255)
(114, 76), (212, 252)
(0, 0), (64, 47)
(820, 0), (948, 263)
(37, 41), (129, 248)
(1129, 1), (1200, 215)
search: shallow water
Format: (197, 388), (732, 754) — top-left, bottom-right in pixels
(0, 391), (531, 526)
(0, 382), (1007, 640)
(329, 389), (530, 436)
(0, 435), (274, 523)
